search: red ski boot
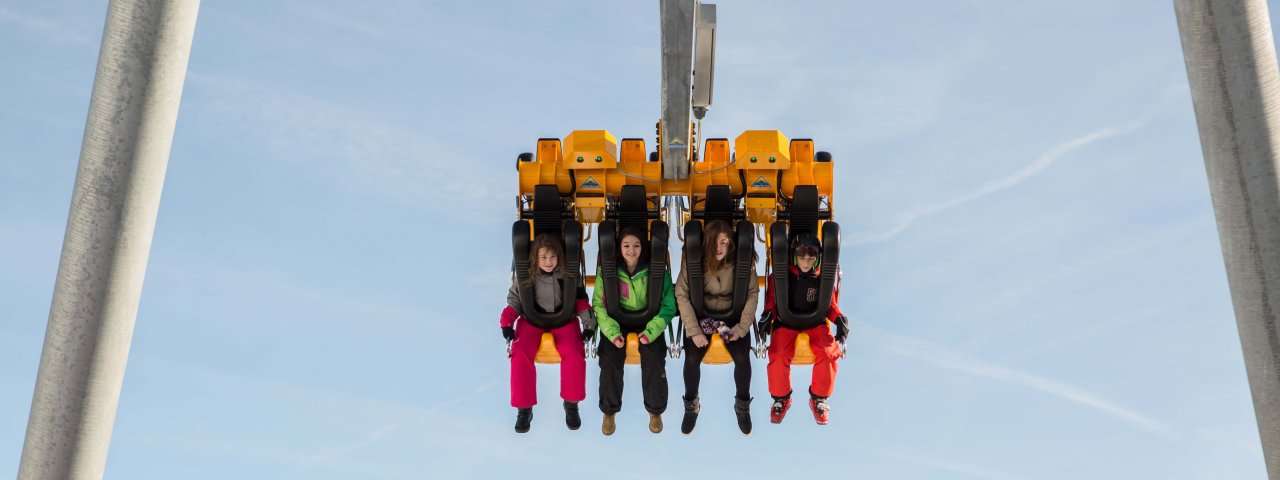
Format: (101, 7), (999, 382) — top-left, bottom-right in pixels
(809, 397), (830, 425)
(770, 396), (792, 424)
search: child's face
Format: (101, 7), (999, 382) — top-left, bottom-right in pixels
(796, 247), (817, 273)
(620, 235), (643, 265)
(714, 233), (731, 261)
(537, 247), (558, 273)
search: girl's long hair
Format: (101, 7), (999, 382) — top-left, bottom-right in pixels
(523, 233), (565, 287)
(706, 221), (752, 276)
(701, 220), (736, 276)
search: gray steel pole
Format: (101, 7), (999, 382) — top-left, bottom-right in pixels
(1175, 0), (1280, 477)
(18, 1), (199, 478)
(660, 0), (695, 180)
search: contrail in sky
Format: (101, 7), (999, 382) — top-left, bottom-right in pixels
(861, 322), (1179, 438)
(848, 121), (1144, 245)
(298, 381), (498, 469)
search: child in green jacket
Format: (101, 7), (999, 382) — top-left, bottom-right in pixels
(593, 227), (676, 435)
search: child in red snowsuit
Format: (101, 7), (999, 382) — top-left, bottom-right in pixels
(759, 233), (849, 425)
(499, 234), (596, 433)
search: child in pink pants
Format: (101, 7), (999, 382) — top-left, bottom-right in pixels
(500, 234), (596, 433)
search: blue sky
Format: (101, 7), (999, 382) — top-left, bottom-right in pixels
(0, 0), (1271, 478)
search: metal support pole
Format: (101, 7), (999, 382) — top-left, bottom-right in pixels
(18, 1), (199, 478)
(1175, 0), (1280, 477)
(660, 0), (695, 180)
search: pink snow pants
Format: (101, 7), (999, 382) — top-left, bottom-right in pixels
(510, 319), (586, 408)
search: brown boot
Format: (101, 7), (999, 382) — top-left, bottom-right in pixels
(648, 413), (663, 433)
(602, 414), (616, 436)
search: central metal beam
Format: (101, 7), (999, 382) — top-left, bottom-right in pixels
(1174, 0), (1280, 477)
(660, 0), (695, 180)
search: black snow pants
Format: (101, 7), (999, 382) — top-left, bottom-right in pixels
(598, 332), (668, 415)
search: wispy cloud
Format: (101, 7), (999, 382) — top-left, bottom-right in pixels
(148, 253), (488, 342)
(276, 0), (542, 62)
(279, 0), (398, 43)
(295, 382), (676, 480)
(125, 354), (474, 457)
(848, 121), (1143, 245)
(1193, 427), (1263, 456)
(0, 7), (96, 48)
(466, 269), (514, 288)
(407, 413), (672, 480)
(185, 74), (509, 215)
(859, 445), (1040, 480)
(861, 322), (1180, 438)
(997, 218), (1215, 362)
(298, 380), (498, 469)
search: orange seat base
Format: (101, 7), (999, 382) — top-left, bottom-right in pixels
(533, 332), (561, 364)
(624, 333), (641, 365)
(791, 332), (816, 365)
(703, 333), (733, 365)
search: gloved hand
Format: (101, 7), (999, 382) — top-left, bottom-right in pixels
(833, 315), (849, 343)
(756, 311), (775, 336)
(715, 322), (732, 342)
(581, 328), (596, 342)
(699, 317), (730, 341)
(502, 326), (515, 342)
(577, 308), (597, 329)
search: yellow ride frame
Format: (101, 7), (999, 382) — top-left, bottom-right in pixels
(517, 130), (837, 366)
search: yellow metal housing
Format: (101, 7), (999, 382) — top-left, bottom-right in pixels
(562, 130), (618, 169)
(518, 129), (833, 215)
(734, 130), (791, 169)
(690, 138), (735, 197)
(562, 131), (617, 223)
(736, 130), (791, 224)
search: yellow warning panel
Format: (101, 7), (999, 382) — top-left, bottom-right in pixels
(574, 171), (607, 224)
